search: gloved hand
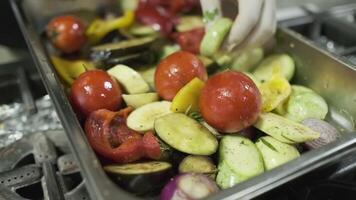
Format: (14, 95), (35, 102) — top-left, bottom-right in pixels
(200, 0), (276, 54)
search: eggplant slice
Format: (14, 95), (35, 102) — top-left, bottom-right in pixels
(104, 161), (173, 196)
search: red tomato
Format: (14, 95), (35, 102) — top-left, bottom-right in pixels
(46, 15), (86, 53)
(85, 108), (163, 163)
(70, 70), (122, 118)
(199, 71), (262, 133)
(172, 27), (205, 54)
(142, 131), (161, 160)
(135, 4), (175, 35)
(155, 51), (207, 100)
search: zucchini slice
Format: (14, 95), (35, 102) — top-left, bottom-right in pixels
(104, 161), (172, 195)
(256, 136), (300, 170)
(155, 113), (218, 155)
(254, 113), (320, 144)
(108, 64), (150, 94)
(127, 101), (172, 132)
(216, 136), (264, 188)
(122, 93), (159, 109)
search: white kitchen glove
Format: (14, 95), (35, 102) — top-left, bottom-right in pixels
(200, 0), (276, 54)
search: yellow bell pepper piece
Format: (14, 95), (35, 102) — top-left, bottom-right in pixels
(86, 11), (134, 44)
(259, 66), (291, 112)
(51, 56), (95, 85)
(171, 78), (205, 113)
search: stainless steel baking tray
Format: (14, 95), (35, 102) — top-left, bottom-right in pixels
(10, 0), (356, 199)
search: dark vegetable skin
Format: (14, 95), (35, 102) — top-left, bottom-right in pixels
(155, 51), (208, 100)
(84, 108), (162, 163)
(105, 161), (173, 195)
(46, 15), (86, 53)
(199, 71), (262, 133)
(172, 27), (205, 54)
(70, 70), (122, 119)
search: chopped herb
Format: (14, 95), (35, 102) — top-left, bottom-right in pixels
(203, 8), (219, 23)
(188, 111), (204, 122)
(260, 138), (278, 152)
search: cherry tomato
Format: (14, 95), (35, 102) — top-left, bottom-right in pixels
(70, 70), (122, 118)
(155, 51), (208, 100)
(85, 108), (163, 163)
(135, 4), (175, 35)
(172, 27), (205, 54)
(199, 71), (262, 133)
(46, 15), (86, 54)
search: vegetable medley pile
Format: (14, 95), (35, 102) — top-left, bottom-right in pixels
(45, 0), (341, 199)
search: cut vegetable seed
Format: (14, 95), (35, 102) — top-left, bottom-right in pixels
(200, 18), (233, 57)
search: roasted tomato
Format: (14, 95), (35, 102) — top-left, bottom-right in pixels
(199, 71), (262, 133)
(85, 108), (162, 163)
(172, 27), (205, 54)
(70, 70), (122, 119)
(46, 15), (86, 53)
(135, 4), (175, 35)
(155, 51), (207, 100)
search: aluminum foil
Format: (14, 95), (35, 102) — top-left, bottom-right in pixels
(0, 95), (62, 148)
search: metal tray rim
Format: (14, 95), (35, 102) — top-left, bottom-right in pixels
(10, 0), (356, 199)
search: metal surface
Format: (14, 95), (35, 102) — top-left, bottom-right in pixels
(10, 0), (356, 200)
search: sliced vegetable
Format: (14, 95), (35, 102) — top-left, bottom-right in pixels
(216, 136), (264, 188)
(160, 44), (181, 59)
(200, 17), (233, 57)
(86, 11), (134, 44)
(256, 136), (300, 170)
(129, 23), (157, 36)
(231, 48), (264, 72)
(122, 93), (159, 109)
(242, 72), (261, 87)
(171, 77), (205, 113)
(179, 155), (217, 179)
(160, 173), (219, 200)
(176, 16), (204, 32)
(104, 161), (173, 195)
(259, 67), (292, 112)
(302, 118), (340, 149)
(253, 54), (295, 82)
(155, 113), (218, 155)
(283, 85), (328, 122)
(138, 66), (156, 90)
(254, 113), (320, 144)
(50, 56), (95, 85)
(91, 36), (156, 61)
(108, 64), (150, 94)
(127, 101), (172, 132)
